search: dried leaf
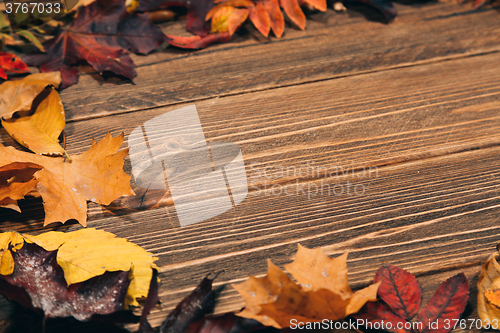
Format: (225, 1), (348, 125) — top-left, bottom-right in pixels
(159, 276), (217, 333)
(249, 3), (271, 37)
(2, 89), (66, 156)
(233, 244), (380, 328)
(0, 72), (61, 120)
(16, 30), (45, 52)
(0, 162), (41, 212)
(352, 301), (410, 333)
(0, 52), (29, 80)
(0, 229), (157, 321)
(374, 264), (421, 321)
(23, 0), (165, 89)
(417, 273), (469, 333)
(280, 0), (306, 30)
(478, 252), (500, 323)
(166, 33), (232, 49)
(263, 0), (284, 37)
(212, 7), (249, 35)
(0, 133), (135, 226)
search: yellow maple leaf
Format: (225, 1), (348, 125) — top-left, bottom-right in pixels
(0, 162), (41, 212)
(0, 72), (61, 120)
(233, 244), (380, 328)
(2, 89), (66, 156)
(0, 132), (135, 226)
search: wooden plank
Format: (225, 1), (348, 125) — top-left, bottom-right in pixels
(57, 2), (500, 121)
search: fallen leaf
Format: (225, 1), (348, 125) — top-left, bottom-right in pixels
(478, 251), (500, 323)
(0, 132), (135, 226)
(233, 244), (380, 328)
(374, 264), (421, 321)
(280, 0), (306, 30)
(0, 229), (157, 322)
(249, 2), (271, 37)
(2, 89), (66, 156)
(417, 273), (468, 333)
(0, 162), (42, 213)
(159, 276), (217, 333)
(0, 72), (61, 120)
(263, 0), (284, 37)
(23, 0), (165, 89)
(353, 301), (410, 333)
(165, 33), (232, 49)
(0, 52), (29, 80)
(211, 6), (250, 35)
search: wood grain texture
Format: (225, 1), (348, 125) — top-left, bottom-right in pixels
(56, 2), (500, 121)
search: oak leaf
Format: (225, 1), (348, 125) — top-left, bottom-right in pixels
(23, 0), (165, 89)
(232, 244), (380, 328)
(2, 89), (66, 156)
(0, 132), (135, 226)
(0, 52), (29, 80)
(0, 72), (61, 120)
(0, 229), (158, 321)
(478, 251), (500, 323)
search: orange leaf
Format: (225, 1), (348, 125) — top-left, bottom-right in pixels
(249, 2), (271, 37)
(0, 162), (42, 213)
(0, 133), (134, 226)
(232, 244), (380, 328)
(280, 0), (306, 30)
(166, 33), (232, 49)
(263, 0), (284, 37)
(0, 52), (29, 81)
(211, 6), (249, 35)
(228, 8), (250, 35)
(301, 0), (327, 11)
(206, 0), (255, 20)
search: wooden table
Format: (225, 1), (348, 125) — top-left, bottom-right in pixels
(1, 1), (500, 331)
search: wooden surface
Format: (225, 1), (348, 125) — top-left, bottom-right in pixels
(1, 1), (500, 332)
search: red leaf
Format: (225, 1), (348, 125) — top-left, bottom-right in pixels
(263, 0), (285, 37)
(279, 0), (306, 30)
(417, 273), (469, 333)
(23, 0), (165, 89)
(0, 52), (29, 80)
(353, 301), (411, 333)
(249, 2), (271, 37)
(374, 264), (422, 321)
(166, 33), (232, 49)
(138, 0), (214, 36)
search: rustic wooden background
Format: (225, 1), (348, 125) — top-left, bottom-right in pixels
(0, 0), (500, 331)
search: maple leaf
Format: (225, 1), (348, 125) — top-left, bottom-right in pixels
(0, 72), (61, 120)
(0, 132), (135, 227)
(23, 0), (165, 89)
(0, 52), (29, 80)
(232, 244), (380, 328)
(354, 265), (469, 333)
(0, 162), (41, 213)
(2, 89), (66, 156)
(0, 229), (158, 323)
(478, 250), (500, 323)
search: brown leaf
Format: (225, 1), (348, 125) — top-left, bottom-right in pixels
(233, 244), (380, 328)
(2, 89), (66, 156)
(0, 72), (61, 120)
(0, 133), (134, 226)
(0, 162), (42, 213)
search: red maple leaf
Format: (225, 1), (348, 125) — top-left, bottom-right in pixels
(24, 0), (165, 89)
(0, 52), (29, 80)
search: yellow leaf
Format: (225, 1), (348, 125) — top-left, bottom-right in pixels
(212, 6), (235, 33)
(233, 244), (380, 328)
(0, 231), (27, 276)
(26, 228), (158, 308)
(2, 89), (66, 156)
(0, 133), (135, 226)
(0, 162), (42, 212)
(0, 72), (61, 120)
(478, 251), (500, 323)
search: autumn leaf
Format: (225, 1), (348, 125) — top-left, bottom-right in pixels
(0, 72), (61, 120)
(355, 265), (468, 333)
(165, 33), (232, 49)
(2, 89), (66, 156)
(0, 229), (157, 322)
(0, 52), (29, 80)
(0, 162), (41, 213)
(478, 251), (500, 323)
(0, 132), (135, 226)
(23, 0), (165, 89)
(417, 273), (468, 332)
(233, 244), (380, 328)
(374, 265), (421, 321)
